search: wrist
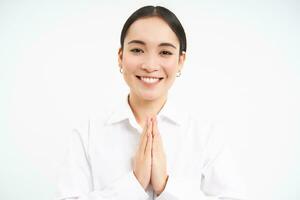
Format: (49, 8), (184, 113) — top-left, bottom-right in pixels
(154, 175), (169, 196)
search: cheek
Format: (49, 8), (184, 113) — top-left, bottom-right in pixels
(122, 53), (141, 72)
(162, 59), (180, 76)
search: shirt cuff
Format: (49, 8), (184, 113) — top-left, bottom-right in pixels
(154, 175), (208, 200)
(127, 170), (150, 200)
(154, 175), (180, 200)
(76, 171), (149, 200)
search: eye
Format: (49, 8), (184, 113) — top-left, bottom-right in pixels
(160, 50), (173, 56)
(130, 48), (144, 54)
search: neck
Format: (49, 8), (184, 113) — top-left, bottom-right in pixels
(128, 92), (167, 128)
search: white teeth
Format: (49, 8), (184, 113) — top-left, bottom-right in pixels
(140, 77), (160, 83)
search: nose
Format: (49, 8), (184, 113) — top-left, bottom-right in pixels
(141, 54), (160, 72)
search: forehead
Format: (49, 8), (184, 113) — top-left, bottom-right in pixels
(124, 16), (179, 47)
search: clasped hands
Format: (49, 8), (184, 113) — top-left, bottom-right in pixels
(133, 116), (168, 196)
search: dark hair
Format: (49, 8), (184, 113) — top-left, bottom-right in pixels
(120, 5), (187, 54)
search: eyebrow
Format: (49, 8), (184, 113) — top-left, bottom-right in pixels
(127, 40), (177, 49)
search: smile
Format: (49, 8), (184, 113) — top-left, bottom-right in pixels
(136, 76), (164, 84)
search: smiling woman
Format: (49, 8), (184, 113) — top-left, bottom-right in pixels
(118, 14), (186, 126)
(55, 5), (247, 200)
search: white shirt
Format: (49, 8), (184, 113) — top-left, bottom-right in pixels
(55, 94), (247, 200)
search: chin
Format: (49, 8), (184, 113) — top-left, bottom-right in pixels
(138, 91), (165, 102)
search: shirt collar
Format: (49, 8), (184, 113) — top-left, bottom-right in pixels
(106, 93), (185, 126)
(106, 94), (134, 125)
(157, 94), (185, 126)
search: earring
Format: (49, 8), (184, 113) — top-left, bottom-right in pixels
(119, 67), (123, 74)
(176, 70), (181, 77)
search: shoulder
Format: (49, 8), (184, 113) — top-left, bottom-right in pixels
(185, 109), (227, 151)
(69, 104), (115, 145)
(185, 109), (214, 137)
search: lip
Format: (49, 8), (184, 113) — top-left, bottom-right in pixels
(136, 75), (164, 79)
(135, 75), (164, 86)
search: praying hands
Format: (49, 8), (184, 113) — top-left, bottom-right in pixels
(133, 117), (168, 196)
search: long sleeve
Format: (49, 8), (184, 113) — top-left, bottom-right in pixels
(154, 154), (246, 200)
(200, 144), (247, 199)
(154, 122), (247, 200)
(153, 174), (210, 200)
(55, 128), (149, 200)
(200, 123), (247, 199)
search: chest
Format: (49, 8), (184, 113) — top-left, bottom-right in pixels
(88, 123), (205, 190)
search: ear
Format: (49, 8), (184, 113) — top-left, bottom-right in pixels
(178, 51), (186, 71)
(118, 47), (123, 68)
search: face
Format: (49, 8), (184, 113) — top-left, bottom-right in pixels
(118, 16), (185, 102)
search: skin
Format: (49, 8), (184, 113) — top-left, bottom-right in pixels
(118, 16), (186, 196)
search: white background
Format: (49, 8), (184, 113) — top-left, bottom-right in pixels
(0, 0), (299, 199)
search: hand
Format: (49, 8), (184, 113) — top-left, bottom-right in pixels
(133, 118), (153, 190)
(150, 117), (168, 196)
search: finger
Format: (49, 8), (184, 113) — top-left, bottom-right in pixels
(152, 116), (159, 137)
(152, 124), (159, 154)
(139, 117), (150, 153)
(148, 117), (153, 138)
(145, 119), (153, 155)
(152, 117), (163, 153)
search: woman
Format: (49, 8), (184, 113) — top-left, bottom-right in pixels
(56, 5), (246, 200)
